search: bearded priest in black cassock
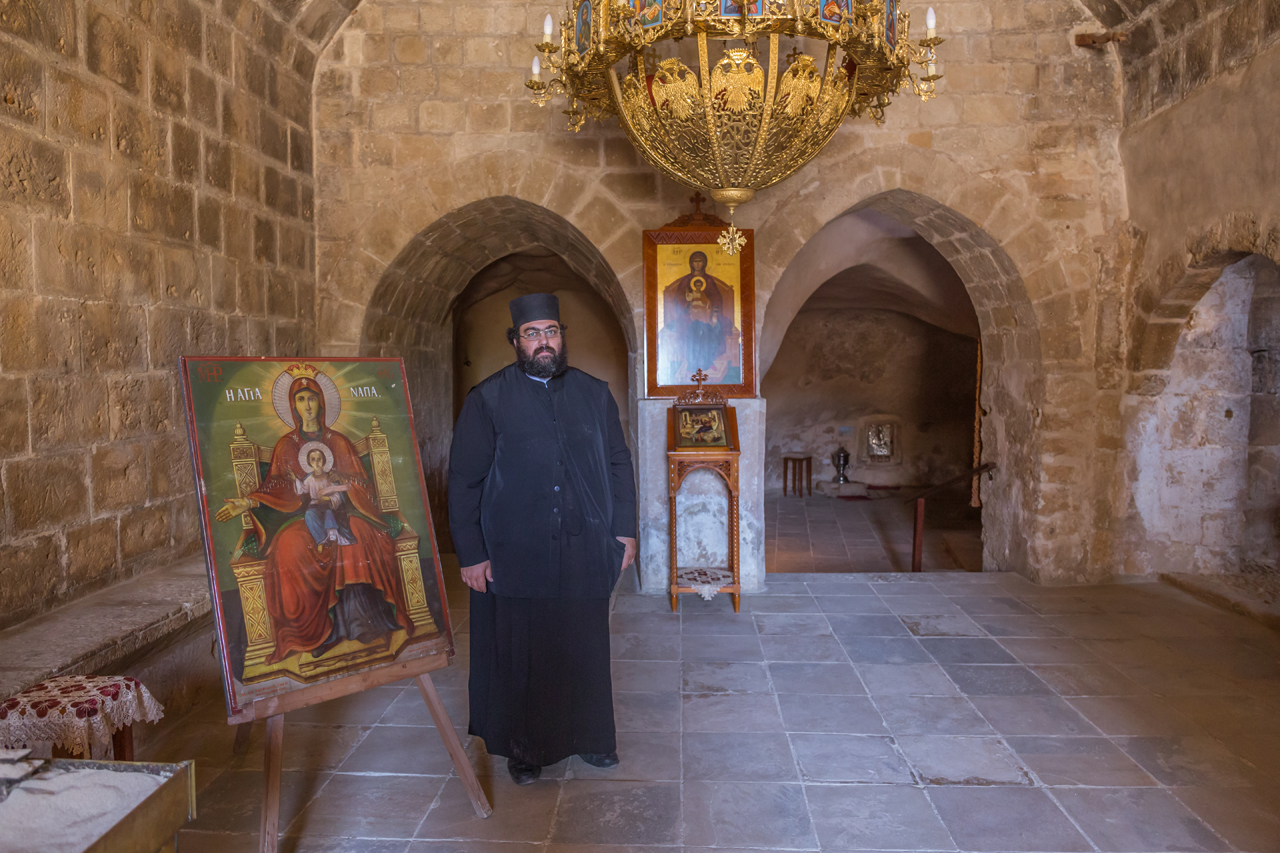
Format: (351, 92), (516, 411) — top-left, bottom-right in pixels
(447, 292), (638, 785)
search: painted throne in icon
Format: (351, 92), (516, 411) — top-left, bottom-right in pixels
(225, 417), (437, 683)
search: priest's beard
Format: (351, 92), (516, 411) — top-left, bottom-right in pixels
(517, 339), (568, 379)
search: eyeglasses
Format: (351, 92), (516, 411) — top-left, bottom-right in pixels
(519, 326), (563, 341)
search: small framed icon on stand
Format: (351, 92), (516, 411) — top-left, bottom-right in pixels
(666, 369), (742, 612)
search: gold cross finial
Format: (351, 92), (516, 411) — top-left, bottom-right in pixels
(690, 192), (706, 215)
(691, 368), (708, 388)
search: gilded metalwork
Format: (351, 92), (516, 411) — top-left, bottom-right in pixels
(528, 0), (943, 220)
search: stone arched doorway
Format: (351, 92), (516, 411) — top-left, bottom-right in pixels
(360, 196), (636, 545)
(761, 189), (1043, 576)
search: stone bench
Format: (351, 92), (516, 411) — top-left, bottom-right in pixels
(0, 558), (212, 706)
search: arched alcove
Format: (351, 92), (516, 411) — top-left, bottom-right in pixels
(761, 189), (1042, 576)
(1125, 255), (1280, 580)
(359, 197), (636, 546)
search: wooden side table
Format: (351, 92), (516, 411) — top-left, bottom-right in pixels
(782, 455), (812, 496)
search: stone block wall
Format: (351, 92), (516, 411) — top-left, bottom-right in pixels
(1097, 0), (1280, 123)
(0, 0), (329, 629)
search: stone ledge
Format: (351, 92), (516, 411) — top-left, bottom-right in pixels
(1160, 572), (1280, 632)
(0, 557), (212, 700)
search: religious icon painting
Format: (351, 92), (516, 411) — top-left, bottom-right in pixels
(634, 0), (663, 28)
(575, 0), (593, 55)
(674, 404), (731, 448)
(720, 0), (763, 15)
(884, 0), (898, 47)
(645, 210), (756, 398)
(180, 357), (453, 717)
(820, 0), (849, 25)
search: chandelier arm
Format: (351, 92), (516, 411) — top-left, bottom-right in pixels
(745, 31), (782, 185)
(696, 32), (731, 191)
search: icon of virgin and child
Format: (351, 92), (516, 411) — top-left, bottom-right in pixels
(659, 250), (741, 386)
(214, 366), (420, 665)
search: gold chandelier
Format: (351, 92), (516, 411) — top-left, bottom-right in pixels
(526, 0), (942, 249)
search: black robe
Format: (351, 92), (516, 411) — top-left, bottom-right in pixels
(448, 364), (637, 765)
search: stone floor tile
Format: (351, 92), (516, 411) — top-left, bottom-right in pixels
(968, 696), (1101, 736)
(378, 687), (469, 728)
(683, 731), (798, 781)
(682, 661), (772, 693)
(275, 723), (371, 772)
(292, 773), (446, 839)
(1054, 787), (1229, 851)
(611, 660), (680, 693)
(759, 634), (850, 662)
(776, 693), (887, 734)
(186, 769), (330, 835)
(416, 776), (558, 842)
(745, 596), (823, 614)
(941, 664), (1053, 696)
(900, 614), (985, 637)
(995, 638), (1101, 665)
(1066, 696), (1206, 735)
(790, 733), (914, 783)
(613, 691), (682, 732)
(767, 662), (865, 695)
(674, 593), (737, 614)
(1018, 596), (1104, 616)
(413, 842), (542, 853)
(1029, 663), (1145, 696)
(970, 615), (1066, 638)
(338, 725), (457, 775)
(816, 596), (894, 614)
(805, 784), (957, 851)
(826, 614), (913, 637)
(550, 780), (681, 845)
(290, 836), (416, 852)
(683, 692), (785, 732)
(857, 663), (960, 696)
(1080, 637), (1187, 668)
(1043, 614), (1143, 639)
(1116, 735), (1264, 786)
(681, 634), (764, 662)
(682, 782), (819, 849)
(874, 695), (994, 735)
(1172, 786), (1280, 853)
(1004, 737), (1159, 787)
(613, 594), (678, 613)
(610, 633), (681, 661)
(927, 786), (1092, 851)
(920, 638), (1018, 664)
(805, 581), (876, 595)
(568, 731), (682, 781)
(286, 688), (403, 725)
(879, 595), (966, 616)
(681, 614), (758, 636)
(839, 637), (933, 664)
(948, 596), (1037, 616)
(897, 736), (1031, 785)
(609, 612), (681, 635)
(754, 613), (832, 635)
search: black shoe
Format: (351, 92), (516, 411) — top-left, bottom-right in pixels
(507, 758), (541, 785)
(579, 751), (619, 768)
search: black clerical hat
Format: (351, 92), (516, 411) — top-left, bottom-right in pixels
(509, 293), (560, 328)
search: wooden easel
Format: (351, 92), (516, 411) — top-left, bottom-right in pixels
(227, 650), (490, 853)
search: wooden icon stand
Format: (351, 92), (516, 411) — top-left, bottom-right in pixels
(228, 651), (491, 853)
(667, 369), (742, 613)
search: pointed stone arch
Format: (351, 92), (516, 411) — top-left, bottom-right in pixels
(359, 196), (635, 541)
(761, 188), (1045, 577)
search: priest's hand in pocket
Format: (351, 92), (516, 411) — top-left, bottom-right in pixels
(461, 560), (493, 593)
(616, 537), (637, 572)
